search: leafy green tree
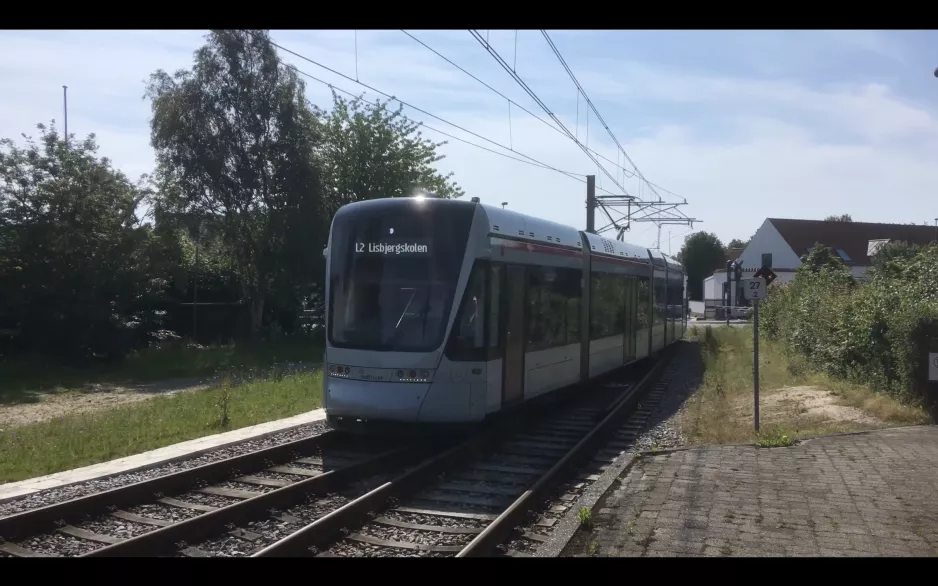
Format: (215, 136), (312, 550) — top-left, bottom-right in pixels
(870, 241), (925, 278)
(145, 29), (324, 338)
(798, 243), (854, 281)
(677, 231), (725, 301)
(0, 122), (166, 361)
(316, 92), (464, 215)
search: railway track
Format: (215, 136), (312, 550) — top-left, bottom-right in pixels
(0, 430), (431, 557)
(249, 350), (674, 558)
(0, 350), (676, 558)
(496, 351), (685, 557)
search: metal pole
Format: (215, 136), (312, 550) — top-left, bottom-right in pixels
(585, 175), (596, 234)
(62, 85), (68, 149)
(753, 298), (760, 433)
(193, 222), (200, 342)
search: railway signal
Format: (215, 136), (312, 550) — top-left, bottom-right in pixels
(753, 266), (777, 286)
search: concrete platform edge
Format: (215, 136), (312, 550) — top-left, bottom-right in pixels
(537, 450), (647, 557)
(0, 408), (327, 504)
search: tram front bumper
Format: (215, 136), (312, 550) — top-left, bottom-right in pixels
(323, 377), (432, 423)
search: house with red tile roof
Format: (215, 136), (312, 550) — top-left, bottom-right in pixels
(694, 218), (936, 319)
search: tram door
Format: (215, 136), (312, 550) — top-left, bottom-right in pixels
(623, 278), (636, 363)
(501, 265), (526, 406)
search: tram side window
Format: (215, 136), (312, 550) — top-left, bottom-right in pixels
(487, 264), (502, 353)
(671, 279), (683, 320)
(613, 274), (627, 335)
(590, 272), (626, 341)
(653, 276), (665, 326)
(636, 277), (650, 330)
(562, 269), (582, 345)
(446, 261), (487, 361)
(589, 273), (605, 341)
(527, 266), (581, 351)
(527, 270), (548, 351)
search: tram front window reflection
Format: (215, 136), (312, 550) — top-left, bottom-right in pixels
(328, 200), (474, 352)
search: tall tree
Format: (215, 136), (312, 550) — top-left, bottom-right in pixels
(0, 122), (166, 361)
(145, 29), (324, 338)
(316, 92), (464, 216)
(824, 214), (853, 222)
(677, 231), (726, 301)
(726, 237), (749, 250)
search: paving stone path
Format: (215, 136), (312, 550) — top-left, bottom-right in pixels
(584, 426), (938, 557)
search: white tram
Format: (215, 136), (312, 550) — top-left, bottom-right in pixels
(321, 196), (686, 429)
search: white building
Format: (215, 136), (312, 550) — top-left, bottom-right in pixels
(698, 218), (937, 319)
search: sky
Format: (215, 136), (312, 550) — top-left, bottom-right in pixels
(1, 29), (937, 254)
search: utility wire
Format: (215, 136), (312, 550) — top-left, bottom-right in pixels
(401, 30), (687, 202)
(254, 32), (592, 183)
(468, 29), (631, 197)
(540, 30), (676, 206)
(245, 31), (624, 194)
(540, 30), (693, 217)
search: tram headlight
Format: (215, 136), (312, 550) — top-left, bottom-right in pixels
(327, 363), (350, 378)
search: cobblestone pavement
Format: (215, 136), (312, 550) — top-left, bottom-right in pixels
(583, 426), (938, 557)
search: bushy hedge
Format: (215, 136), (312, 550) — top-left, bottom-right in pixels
(760, 242), (938, 404)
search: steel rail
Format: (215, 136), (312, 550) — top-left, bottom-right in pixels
(456, 348), (671, 557)
(0, 429), (347, 543)
(82, 443), (429, 557)
(251, 352), (671, 557)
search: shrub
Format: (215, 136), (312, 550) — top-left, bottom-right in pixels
(760, 242), (938, 404)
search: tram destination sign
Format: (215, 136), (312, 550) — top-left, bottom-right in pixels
(354, 238), (432, 257)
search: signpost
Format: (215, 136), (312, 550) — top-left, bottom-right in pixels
(744, 277), (766, 432)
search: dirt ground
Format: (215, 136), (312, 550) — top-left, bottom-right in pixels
(733, 385), (884, 428)
(0, 379), (210, 430)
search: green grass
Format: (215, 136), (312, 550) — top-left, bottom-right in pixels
(578, 507), (594, 530)
(756, 427), (796, 447)
(0, 338), (323, 405)
(0, 371), (323, 483)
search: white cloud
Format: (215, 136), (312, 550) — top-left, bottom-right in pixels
(1, 29), (936, 253)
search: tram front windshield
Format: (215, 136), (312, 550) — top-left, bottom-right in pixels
(327, 199), (474, 352)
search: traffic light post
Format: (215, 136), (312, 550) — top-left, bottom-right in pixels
(725, 260), (733, 325)
(724, 260), (745, 325)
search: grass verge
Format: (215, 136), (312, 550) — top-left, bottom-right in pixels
(0, 371), (323, 483)
(681, 325), (929, 446)
(0, 338), (322, 405)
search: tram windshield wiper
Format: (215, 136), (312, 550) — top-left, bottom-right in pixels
(395, 287), (417, 330)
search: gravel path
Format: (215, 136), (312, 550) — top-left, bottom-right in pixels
(0, 420), (329, 518)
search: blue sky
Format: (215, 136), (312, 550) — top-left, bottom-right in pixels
(1, 29), (936, 253)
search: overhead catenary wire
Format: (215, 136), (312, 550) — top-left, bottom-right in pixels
(254, 33), (593, 183)
(540, 30), (679, 206)
(400, 30), (691, 201)
(467, 29), (631, 198)
(244, 31), (623, 195)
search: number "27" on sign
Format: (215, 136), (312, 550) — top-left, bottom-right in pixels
(744, 278), (765, 301)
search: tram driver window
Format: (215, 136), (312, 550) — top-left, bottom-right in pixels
(449, 263), (486, 359)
